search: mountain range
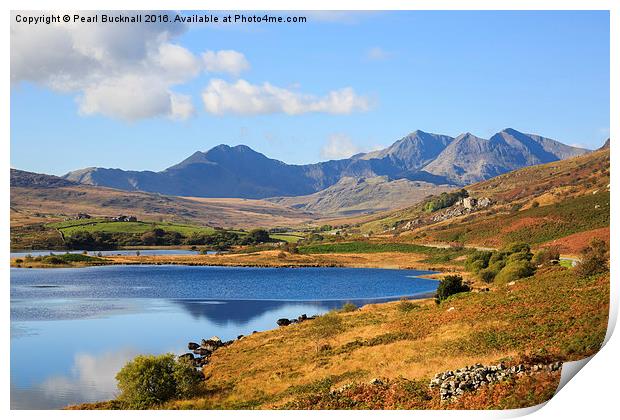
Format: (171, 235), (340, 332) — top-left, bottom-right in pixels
(63, 128), (588, 199)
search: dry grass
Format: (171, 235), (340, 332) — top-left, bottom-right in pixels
(74, 266), (608, 410)
(61, 250), (438, 270)
(10, 185), (317, 229)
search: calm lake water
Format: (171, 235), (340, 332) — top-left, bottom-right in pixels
(10, 265), (437, 409)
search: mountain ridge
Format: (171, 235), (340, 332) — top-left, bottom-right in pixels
(63, 128), (589, 199)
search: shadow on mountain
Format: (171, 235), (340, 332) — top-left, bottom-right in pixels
(402, 170), (453, 185)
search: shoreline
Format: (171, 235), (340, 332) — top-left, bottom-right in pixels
(9, 249), (461, 277)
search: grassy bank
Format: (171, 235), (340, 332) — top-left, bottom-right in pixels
(73, 266), (608, 409)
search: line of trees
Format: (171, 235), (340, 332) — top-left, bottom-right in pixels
(64, 228), (274, 251)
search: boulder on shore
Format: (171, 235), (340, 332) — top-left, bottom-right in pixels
(201, 336), (223, 351)
(188, 342), (200, 350)
(193, 347), (212, 356)
(277, 318), (291, 327)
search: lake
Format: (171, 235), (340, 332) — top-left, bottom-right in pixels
(10, 265), (438, 409)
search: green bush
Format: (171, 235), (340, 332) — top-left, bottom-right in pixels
(506, 250), (533, 263)
(435, 275), (470, 303)
(533, 247), (560, 266)
(489, 251), (508, 266)
(479, 267), (498, 284)
(116, 353), (202, 409)
(311, 312), (345, 352)
(502, 242), (531, 254)
(173, 358), (203, 399)
(424, 189), (468, 213)
(465, 250), (492, 273)
(241, 228), (271, 245)
(575, 239), (609, 278)
(494, 260), (535, 283)
(397, 298), (420, 313)
(340, 302), (358, 312)
(43, 256), (68, 265)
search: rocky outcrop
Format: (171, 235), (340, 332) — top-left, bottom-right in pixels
(276, 313), (316, 327)
(399, 196), (493, 231)
(183, 335), (227, 369)
(429, 362), (562, 400)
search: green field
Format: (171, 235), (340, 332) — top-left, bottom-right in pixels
(49, 219), (216, 237)
(269, 233), (305, 243)
(298, 241), (470, 264)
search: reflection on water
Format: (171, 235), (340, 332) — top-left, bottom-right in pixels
(11, 348), (138, 410)
(11, 266), (437, 409)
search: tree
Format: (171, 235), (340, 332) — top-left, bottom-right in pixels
(575, 239), (609, 278)
(115, 353), (202, 409)
(435, 275), (470, 303)
(116, 354), (177, 409)
(242, 228), (271, 245)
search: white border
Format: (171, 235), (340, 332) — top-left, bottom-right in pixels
(2, 1), (617, 419)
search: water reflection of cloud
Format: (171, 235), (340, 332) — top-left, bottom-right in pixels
(11, 348), (137, 409)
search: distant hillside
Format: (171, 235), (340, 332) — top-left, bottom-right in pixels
(11, 171), (318, 229)
(11, 168), (77, 188)
(268, 176), (452, 216)
(62, 128), (587, 199)
(357, 147), (610, 249)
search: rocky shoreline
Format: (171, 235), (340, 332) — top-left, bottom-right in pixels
(179, 313), (318, 372)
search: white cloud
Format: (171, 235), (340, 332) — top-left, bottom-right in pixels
(202, 79), (370, 116)
(170, 93), (195, 120)
(366, 47), (391, 61)
(11, 11), (372, 121)
(202, 50), (250, 76)
(156, 43), (202, 83)
(77, 75), (191, 121)
(321, 134), (362, 159)
(11, 11), (197, 121)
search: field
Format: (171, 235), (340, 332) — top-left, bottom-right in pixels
(10, 184), (317, 229)
(357, 148), (610, 240)
(74, 266), (609, 409)
(269, 233), (306, 243)
(49, 219), (216, 237)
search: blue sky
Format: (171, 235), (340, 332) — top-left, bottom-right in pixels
(11, 10), (609, 176)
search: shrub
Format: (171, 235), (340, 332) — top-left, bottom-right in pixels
(465, 251), (492, 273)
(507, 250), (533, 264)
(241, 228), (271, 245)
(489, 251), (508, 266)
(574, 239), (609, 278)
(311, 312), (345, 352)
(494, 260), (535, 283)
(116, 353), (202, 409)
(340, 302), (358, 312)
(116, 354), (177, 409)
(397, 298), (420, 313)
(533, 247), (560, 266)
(44, 256), (68, 265)
(172, 358), (203, 399)
(502, 242), (531, 254)
(479, 267), (498, 284)
(424, 189), (468, 213)
(435, 275), (470, 303)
